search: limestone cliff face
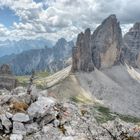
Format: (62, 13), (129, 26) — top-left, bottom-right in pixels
(91, 15), (122, 69)
(72, 15), (123, 72)
(122, 23), (140, 68)
(72, 29), (94, 72)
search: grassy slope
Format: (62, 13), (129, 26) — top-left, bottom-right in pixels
(16, 71), (49, 87)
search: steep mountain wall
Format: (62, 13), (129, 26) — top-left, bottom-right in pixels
(72, 15), (123, 72)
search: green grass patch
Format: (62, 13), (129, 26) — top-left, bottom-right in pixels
(16, 76), (29, 87)
(117, 114), (140, 123)
(70, 94), (93, 104)
(93, 105), (140, 124)
(16, 71), (50, 87)
(93, 105), (115, 123)
(35, 71), (49, 78)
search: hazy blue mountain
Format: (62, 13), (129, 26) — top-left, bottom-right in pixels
(0, 37), (53, 57)
(0, 38), (74, 75)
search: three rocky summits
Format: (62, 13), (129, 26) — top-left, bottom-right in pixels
(72, 14), (140, 72)
(0, 14), (140, 140)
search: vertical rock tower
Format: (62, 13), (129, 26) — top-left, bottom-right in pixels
(72, 28), (94, 72)
(72, 15), (123, 72)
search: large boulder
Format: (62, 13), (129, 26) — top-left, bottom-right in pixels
(12, 122), (26, 135)
(72, 15), (123, 72)
(0, 114), (12, 133)
(27, 97), (55, 119)
(0, 64), (18, 90)
(25, 123), (39, 135)
(12, 113), (30, 123)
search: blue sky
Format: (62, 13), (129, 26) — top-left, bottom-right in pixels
(0, 7), (19, 27)
(0, 0), (139, 41)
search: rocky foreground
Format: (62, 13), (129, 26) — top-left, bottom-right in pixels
(0, 86), (140, 140)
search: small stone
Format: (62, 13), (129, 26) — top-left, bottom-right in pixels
(18, 93), (31, 104)
(0, 89), (10, 95)
(13, 122), (26, 135)
(12, 113), (30, 122)
(40, 114), (55, 127)
(0, 95), (12, 105)
(25, 123), (39, 135)
(62, 136), (74, 140)
(0, 114), (12, 132)
(53, 119), (60, 127)
(32, 132), (42, 140)
(30, 85), (38, 101)
(10, 134), (23, 140)
(12, 87), (26, 95)
(38, 90), (48, 97)
(5, 112), (13, 119)
(10, 93), (31, 105)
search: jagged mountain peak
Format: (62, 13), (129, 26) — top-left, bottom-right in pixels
(130, 22), (140, 31)
(101, 14), (118, 26)
(106, 14), (117, 20)
(85, 28), (91, 34)
(54, 38), (68, 49)
(56, 37), (67, 44)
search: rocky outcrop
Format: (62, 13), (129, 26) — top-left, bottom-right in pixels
(72, 15), (123, 72)
(0, 64), (17, 90)
(0, 86), (140, 140)
(122, 23), (140, 68)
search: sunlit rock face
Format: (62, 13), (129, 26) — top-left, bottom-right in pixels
(0, 64), (17, 90)
(72, 15), (123, 72)
(122, 23), (140, 68)
(91, 15), (122, 69)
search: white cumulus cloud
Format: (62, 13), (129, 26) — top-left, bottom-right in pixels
(0, 0), (139, 41)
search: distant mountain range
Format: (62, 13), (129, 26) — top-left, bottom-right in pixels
(0, 37), (53, 57)
(0, 38), (74, 75)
